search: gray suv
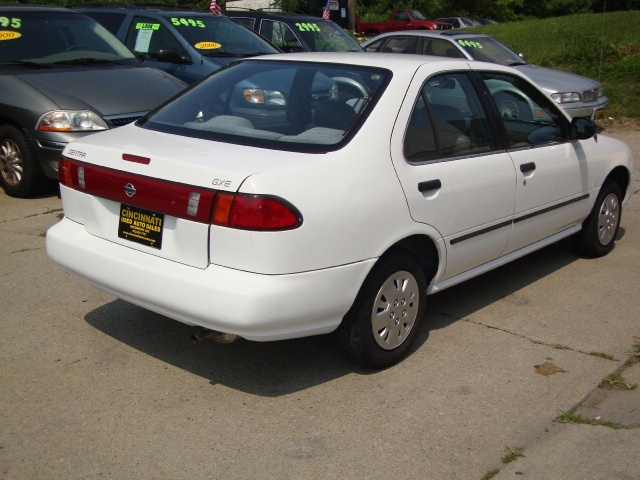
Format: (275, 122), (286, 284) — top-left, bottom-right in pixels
(0, 5), (186, 197)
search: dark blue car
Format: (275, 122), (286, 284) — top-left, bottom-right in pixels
(77, 4), (280, 84)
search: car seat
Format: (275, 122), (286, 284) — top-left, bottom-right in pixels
(313, 101), (356, 131)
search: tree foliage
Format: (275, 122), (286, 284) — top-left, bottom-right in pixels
(355, 0), (637, 22)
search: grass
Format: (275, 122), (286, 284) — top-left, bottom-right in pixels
(590, 351), (615, 360)
(477, 11), (640, 118)
(481, 469), (500, 480)
(599, 372), (638, 390)
(555, 411), (628, 429)
(626, 340), (640, 367)
(502, 446), (525, 463)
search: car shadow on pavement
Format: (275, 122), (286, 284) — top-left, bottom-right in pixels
(84, 239), (582, 396)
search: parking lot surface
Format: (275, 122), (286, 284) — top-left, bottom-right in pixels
(1, 126), (639, 479)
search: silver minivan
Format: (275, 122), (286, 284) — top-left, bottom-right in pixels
(362, 30), (608, 120)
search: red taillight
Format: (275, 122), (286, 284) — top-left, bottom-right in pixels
(58, 156), (301, 230)
(58, 156), (74, 186)
(212, 193), (301, 231)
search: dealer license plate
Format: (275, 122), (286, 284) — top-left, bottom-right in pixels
(118, 204), (164, 249)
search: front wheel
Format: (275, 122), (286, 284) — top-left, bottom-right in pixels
(573, 182), (622, 257)
(335, 251), (427, 369)
(0, 125), (46, 198)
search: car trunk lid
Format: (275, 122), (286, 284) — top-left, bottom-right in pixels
(59, 124), (299, 268)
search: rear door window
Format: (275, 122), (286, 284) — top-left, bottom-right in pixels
(404, 72), (495, 162)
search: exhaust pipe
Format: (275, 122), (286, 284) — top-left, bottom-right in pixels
(191, 328), (238, 344)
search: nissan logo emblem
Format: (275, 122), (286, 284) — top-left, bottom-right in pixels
(124, 183), (136, 197)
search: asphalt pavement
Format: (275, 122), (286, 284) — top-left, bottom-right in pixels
(1, 126), (638, 479)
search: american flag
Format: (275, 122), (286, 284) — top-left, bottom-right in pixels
(210, 0), (222, 15)
(322, 0), (330, 19)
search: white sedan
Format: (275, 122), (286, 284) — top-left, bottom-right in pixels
(47, 53), (635, 368)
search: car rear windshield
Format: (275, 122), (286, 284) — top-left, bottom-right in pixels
(0, 11), (137, 64)
(141, 59), (391, 152)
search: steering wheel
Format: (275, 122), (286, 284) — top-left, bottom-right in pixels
(333, 76), (369, 99)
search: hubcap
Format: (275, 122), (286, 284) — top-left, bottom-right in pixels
(597, 193), (620, 246)
(0, 138), (23, 186)
(371, 271), (419, 350)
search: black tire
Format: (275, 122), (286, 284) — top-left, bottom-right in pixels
(494, 92), (532, 121)
(335, 251), (427, 369)
(0, 125), (46, 198)
(573, 182), (622, 258)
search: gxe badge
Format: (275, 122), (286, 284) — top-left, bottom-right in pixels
(124, 183), (136, 197)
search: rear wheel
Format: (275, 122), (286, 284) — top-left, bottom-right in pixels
(0, 125), (46, 198)
(573, 182), (622, 257)
(336, 251), (427, 369)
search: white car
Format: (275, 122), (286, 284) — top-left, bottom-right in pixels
(47, 53), (635, 368)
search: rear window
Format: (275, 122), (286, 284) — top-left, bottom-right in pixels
(141, 60), (391, 152)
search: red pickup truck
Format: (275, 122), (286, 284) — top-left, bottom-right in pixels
(356, 9), (453, 37)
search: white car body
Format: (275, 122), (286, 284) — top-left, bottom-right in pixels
(47, 53), (635, 367)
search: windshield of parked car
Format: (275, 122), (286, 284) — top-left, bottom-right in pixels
(294, 20), (362, 52)
(0, 11), (138, 64)
(455, 36), (526, 66)
(142, 60), (390, 152)
(168, 15), (278, 55)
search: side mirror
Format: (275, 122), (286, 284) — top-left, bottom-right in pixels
(157, 49), (191, 65)
(570, 117), (597, 141)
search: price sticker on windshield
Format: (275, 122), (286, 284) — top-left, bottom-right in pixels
(295, 22), (321, 32)
(195, 41), (221, 49)
(458, 39), (483, 49)
(171, 17), (205, 28)
(136, 22), (160, 30)
(0, 30), (21, 41)
(0, 16), (21, 28)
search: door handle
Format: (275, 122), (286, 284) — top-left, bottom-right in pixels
(418, 179), (442, 192)
(520, 162), (536, 173)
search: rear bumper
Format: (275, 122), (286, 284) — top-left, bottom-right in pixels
(46, 217), (375, 341)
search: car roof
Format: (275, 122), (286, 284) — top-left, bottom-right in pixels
(0, 4), (72, 12)
(239, 51), (505, 73)
(225, 9), (327, 22)
(363, 30), (488, 43)
(70, 2), (212, 15)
